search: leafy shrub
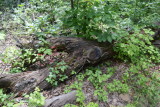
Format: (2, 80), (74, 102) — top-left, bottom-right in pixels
(114, 28), (159, 63)
(65, 80), (85, 106)
(86, 102), (99, 107)
(85, 68), (114, 101)
(46, 61), (69, 86)
(63, 0), (123, 42)
(85, 68), (112, 88)
(25, 87), (45, 107)
(123, 66), (160, 106)
(0, 89), (23, 107)
(2, 0), (159, 43)
(114, 27), (160, 106)
(10, 49), (40, 73)
(107, 80), (129, 93)
(0, 87), (45, 107)
(9, 47), (52, 73)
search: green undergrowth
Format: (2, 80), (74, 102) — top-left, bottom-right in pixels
(46, 61), (69, 86)
(63, 28), (160, 107)
(114, 27), (160, 106)
(0, 89), (18, 107)
(25, 87), (45, 107)
(64, 63), (159, 107)
(64, 66), (128, 106)
(0, 87), (45, 107)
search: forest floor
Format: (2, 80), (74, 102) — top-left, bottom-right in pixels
(0, 34), (159, 107)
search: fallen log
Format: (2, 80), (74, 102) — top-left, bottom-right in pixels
(0, 37), (113, 95)
(0, 68), (50, 96)
(45, 90), (77, 107)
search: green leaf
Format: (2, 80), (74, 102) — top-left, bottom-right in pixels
(0, 32), (5, 40)
(107, 36), (112, 43)
(44, 49), (52, 55)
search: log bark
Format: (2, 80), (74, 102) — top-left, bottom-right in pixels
(0, 37), (113, 96)
(45, 91), (77, 107)
(0, 68), (50, 96)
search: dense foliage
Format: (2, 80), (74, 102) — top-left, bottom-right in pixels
(0, 0), (160, 107)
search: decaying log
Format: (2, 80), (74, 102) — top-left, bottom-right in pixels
(45, 90), (77, 107)
(0, 68), (50, 96)
(0, 37), (113, 95)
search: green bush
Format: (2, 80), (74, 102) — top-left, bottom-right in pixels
(0, 89), (23, 107)
(114, 28), (159, 63)
(46, 61), (69, 86)
(114, 27), (160, 106)
(25, 87), (45, 107)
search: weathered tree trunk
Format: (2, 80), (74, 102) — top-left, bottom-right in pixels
(45, 90), (77, 107)
(0, 68), (50, 96)
(0, 37), (113, 96)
